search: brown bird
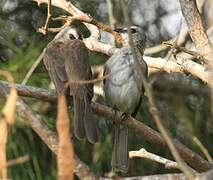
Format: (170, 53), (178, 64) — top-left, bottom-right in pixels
(43, 27), (98, 143)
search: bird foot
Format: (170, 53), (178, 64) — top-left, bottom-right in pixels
(121, 112), (130, 121)
(112, 105), (119, 115)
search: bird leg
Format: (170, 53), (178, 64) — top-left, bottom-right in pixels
(112, 105), (120, 115)
(121, 112), (130, 122)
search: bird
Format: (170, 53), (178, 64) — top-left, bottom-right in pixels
(43, 26), (98, 143)
(103, 26), (148, 172)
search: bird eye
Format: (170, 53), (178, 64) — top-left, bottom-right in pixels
(114, 28), (124, 33)
(131, 28), (137, 34)
(69, 34), (76, 40)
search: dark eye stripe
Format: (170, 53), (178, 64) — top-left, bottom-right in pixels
(114, 28), (125, 33)
(131, 28), (137, 33)
(114, 27), (137, 33)
(69, 34), (76, 40)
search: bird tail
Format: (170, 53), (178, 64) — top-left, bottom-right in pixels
(83, 95), (98, 143)
(73, 93), (98, 143)
(111, 125), (128, 172)
(73, 95), (86, 140)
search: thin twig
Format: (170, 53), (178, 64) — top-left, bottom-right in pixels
(129, 148), (179, 169)
(144, 24), (188, 55)
(38, 0), (52, 34)
(22, 48), (46, 85)
(65, 63), (133, 87)
(106, 0), (116, 29)
(7, 155), (29, 167)
(193, 136), (213, 163)
(163, 42), (208, 63)
(129, 148), (197, 173)
(150, 22), (189, 85)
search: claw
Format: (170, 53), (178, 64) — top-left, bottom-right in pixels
(112, 105), (119, 115)
(121, 112), (130, 121)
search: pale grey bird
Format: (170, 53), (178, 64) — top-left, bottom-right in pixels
(103, 26), (148, 172)
(43, 27), (98, 143)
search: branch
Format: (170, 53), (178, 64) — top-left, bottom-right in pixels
(64, 34), (213, 85)
(129, 148), (179, 170)
(193, 137), (213, 163)
(38, 0), (52, 34)
(33, 0), (123, 43)
(32, 0), (212, 85)
(1, 81), (212, 172)
(144, 25), (188, 55)
(50, 15), (122, 43)
(152, 73), (210, 97)
(106, 0), (116, 29)
(0, 83), (96, 180)
(7, 155), (29, 167)
(179, 0), (213, 67)
(83, 37), (213, 85)
(83, 38), (118, 56)
(163, 42), (208, 63)
(33, 0), (99, 39)
(21, 48), (46, 85)
(117, 169), (213, 180)
(89, 38), (212, 86)
(124, 174), (185, 180)
(87, 36), (213, 85)
(1, 81), (57, 102)
(0, 70), (17, 179)
(144, 56), (213, 85)
(57, 95), (75, 180)
(84, 38), (213, 85)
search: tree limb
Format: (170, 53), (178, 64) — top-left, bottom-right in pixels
(179, 0), (213, 67)
(0, 81), (212, 172)
(33, 0), (100, 39)
(129, 148), (180, 170)
(0, 83), (96, 180)
(144, 56), (213, 85)
(32, 0), (213, 86)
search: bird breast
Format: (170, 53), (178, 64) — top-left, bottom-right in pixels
(104, 47), (143, 114)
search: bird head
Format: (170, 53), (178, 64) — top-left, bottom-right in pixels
(54, 26), (82, 43)
(114, 26), (146, 52)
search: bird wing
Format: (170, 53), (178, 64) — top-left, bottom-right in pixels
(140, 57), (148, 94)
(43, 42), (68, 94)
(103, 64), (109, 86)
(64, 40), (93, 101)
(63, 40), (98, 143)
(132, 57), (148, 117)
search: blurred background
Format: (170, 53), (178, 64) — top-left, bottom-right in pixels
(0, 0), (212, 179)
